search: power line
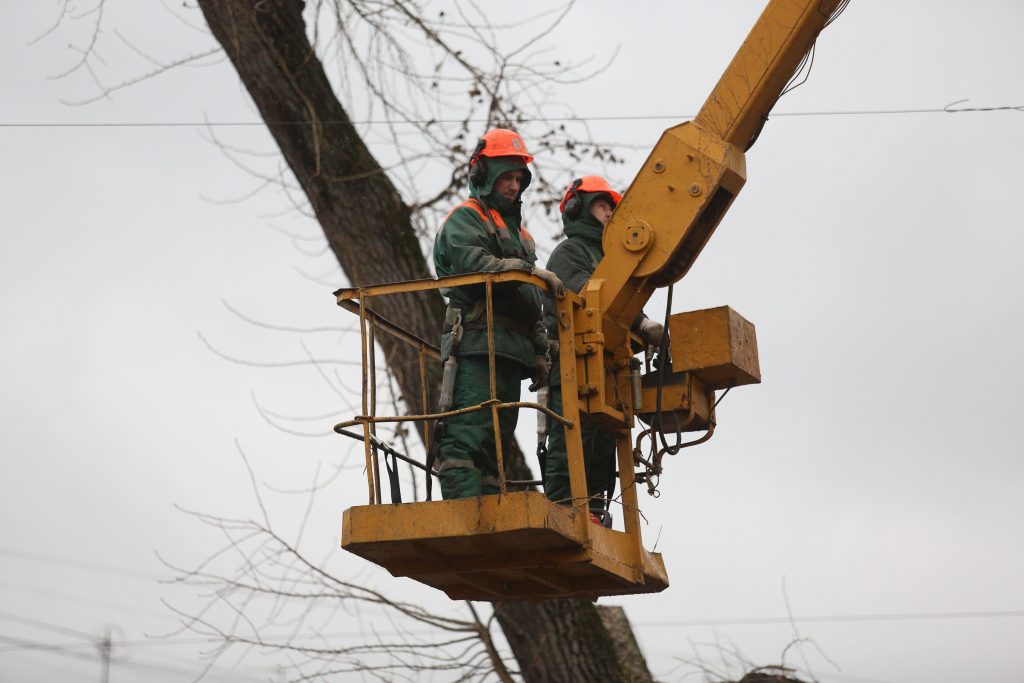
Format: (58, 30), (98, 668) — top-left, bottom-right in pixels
(4, 603), (1020, 653)
(0, 624), (483, 652)
(6, 540), (1024, 631)
(0, 634), (259, 682)
(0, 610), (97, 640)
(773, 101), (1023, 116)
(0, 635), (215, 653)
(0, 103), (1020, 128)
(0, 546), (163, 581)
(0, 582), (180, 622)
(634, 609), (1024, 629)
(0, 634), (100, 663)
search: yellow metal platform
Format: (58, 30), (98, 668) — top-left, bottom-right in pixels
(342, 491), (668, 601)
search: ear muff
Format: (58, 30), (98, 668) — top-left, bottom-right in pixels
(468, 138), (488, 188)
(562, 178), (584, 219)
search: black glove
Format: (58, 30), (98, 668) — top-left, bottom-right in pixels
(529, 354), (551, 391)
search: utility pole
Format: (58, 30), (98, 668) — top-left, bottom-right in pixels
(97, 627), (111, 683)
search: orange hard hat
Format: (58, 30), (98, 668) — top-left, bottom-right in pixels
(471, 128), (534, 164)
(559, 175), (623, 214)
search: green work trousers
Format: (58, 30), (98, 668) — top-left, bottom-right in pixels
(543, 384), (618, 512)
(437, 356), (522, 499)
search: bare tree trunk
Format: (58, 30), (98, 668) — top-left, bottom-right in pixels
(496, 601), (654, 683)
(197, 2), (651, 680)
(198, 0), (441, 412)
(598, 606), (656, 683)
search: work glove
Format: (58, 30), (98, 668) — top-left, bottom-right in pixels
(529, 354), (551, 392)
(637, 318), (666, 353)
(499, 257), (533, 272)
(532, 266), (565, 299)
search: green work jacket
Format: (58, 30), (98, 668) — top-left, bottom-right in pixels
(432, 157), (547, 373)
(543, 193), (647, 386)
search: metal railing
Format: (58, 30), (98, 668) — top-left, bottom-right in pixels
(333, 270), (574, 505)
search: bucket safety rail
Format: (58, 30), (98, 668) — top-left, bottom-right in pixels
(333, 270), (578, 505)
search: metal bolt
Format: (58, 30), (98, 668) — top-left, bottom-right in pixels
(689, 183), (702, 196)
(653, 160), (666, 174)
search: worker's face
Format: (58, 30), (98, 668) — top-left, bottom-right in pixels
(589, 197), (614, 226)
(493, 169), (525, 201)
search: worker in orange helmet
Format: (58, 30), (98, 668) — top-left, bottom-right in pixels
(429, 128), (564, 500)
(540, 176), (664, 526)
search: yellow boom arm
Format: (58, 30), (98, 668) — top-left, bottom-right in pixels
(577, 0), (845, 422)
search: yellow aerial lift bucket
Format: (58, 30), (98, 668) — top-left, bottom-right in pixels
(334, 272), (674, 601)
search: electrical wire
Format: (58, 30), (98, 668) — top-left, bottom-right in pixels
(3, 605), (1018, 657)
(0, 636), (214, 653)
(0, 547), (163, 581)
(779, 0), (850, 100)
(781, 43), (815, 98)
(824, 0), (852, 29)
(713, 386), (732, 408)
(0, 103), (1020, 128)
(0, 634), (260, 681)
(0, 611), (96, 640)
(634, 609), (1024, 629)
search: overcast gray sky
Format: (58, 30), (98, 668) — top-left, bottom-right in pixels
(2, 1), (1023, 681)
